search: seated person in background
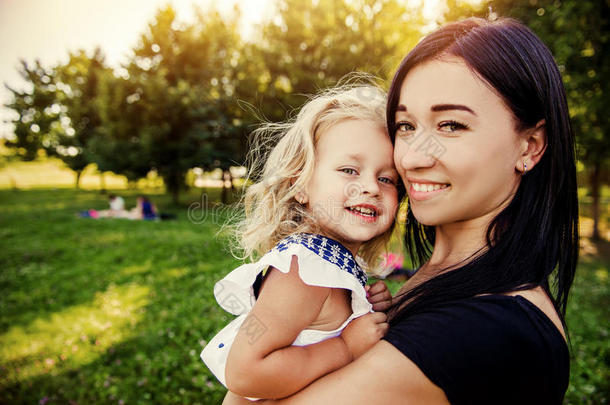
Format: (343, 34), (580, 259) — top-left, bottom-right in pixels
(80, 194), (126, 219)
(130, 195), (158, 220)
(108, 194), (127, 218)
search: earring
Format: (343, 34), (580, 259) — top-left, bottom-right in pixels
(523, 162), (528, 175)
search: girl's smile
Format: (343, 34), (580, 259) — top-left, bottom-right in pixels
(304, 119), (399, 256)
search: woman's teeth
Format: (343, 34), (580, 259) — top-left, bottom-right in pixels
(348, 206), (377, 217)
(412, 183), (449, 192)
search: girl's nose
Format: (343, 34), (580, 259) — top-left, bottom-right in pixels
(361, 174), (380, 196)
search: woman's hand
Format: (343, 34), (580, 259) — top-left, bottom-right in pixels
(366, 280), (393, 312)
(222, 391), (251, 405)
(340, 311), (388, 360)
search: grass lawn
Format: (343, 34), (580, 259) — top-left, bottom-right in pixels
(0, 187), (608, 404)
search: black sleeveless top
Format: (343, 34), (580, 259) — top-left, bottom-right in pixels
(383, 295), (569, 405)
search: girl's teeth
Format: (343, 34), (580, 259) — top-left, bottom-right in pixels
(413, 183), (449, 192)
(349, 207), (376, 216)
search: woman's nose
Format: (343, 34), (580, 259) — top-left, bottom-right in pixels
(394, 137), (438, 172)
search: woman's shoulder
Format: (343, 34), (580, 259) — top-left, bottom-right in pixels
(383, 290), (569, 405)
(495, 286), (566, 341)
(387, 290), (567, 351)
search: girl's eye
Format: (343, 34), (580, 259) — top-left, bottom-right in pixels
(378, 177), (396, 185)
(438, 120), (469, 133)
(395, 121), (415, 134)
(340, 168), (358, 175)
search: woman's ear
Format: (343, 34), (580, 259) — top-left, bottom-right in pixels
(518, 119), (546, 174)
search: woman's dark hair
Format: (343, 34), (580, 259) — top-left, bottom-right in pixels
(386, 17), (579, 337)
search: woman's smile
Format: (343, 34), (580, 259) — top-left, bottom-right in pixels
(406, 177), (451, 201)
(394, 56), (524, 226)
(408, 182), (451, 201)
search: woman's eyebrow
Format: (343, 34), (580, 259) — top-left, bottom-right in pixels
(395, 103), (476, 116)
(431, 104), (477, 116)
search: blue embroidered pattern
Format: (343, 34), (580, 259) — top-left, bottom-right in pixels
(272, 233), (367, 287)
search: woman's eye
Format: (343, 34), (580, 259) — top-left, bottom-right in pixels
(395, 121), (415, 134)
(340, 168), (358, 175)
(438, 120), (469, 133)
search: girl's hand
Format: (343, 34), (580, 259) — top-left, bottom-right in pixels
(340, 311), (388, 360)
(365, 280), (392, 312)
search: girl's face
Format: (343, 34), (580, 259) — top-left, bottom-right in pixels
(303, 119), (399, 255)
(393, 56), (526, 227)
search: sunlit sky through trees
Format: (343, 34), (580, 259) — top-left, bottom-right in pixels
(0, 0), (478, 138)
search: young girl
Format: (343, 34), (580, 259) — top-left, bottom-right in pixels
(201, 85), (404, 401)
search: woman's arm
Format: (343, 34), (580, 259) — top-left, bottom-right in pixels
(223, 340), (449, 405)
(225, 255), (384, 399)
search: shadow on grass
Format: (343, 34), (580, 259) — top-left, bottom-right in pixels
(1, 330), (228, 404)
(0, 188), (239, 333)
(0, 188), (240, 404)
(1, 190), (239, 403)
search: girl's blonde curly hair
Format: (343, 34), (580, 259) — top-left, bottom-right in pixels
(229, 81), (401, 273)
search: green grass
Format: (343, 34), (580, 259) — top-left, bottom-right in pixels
(0, 188), (608, 404)
(0, 188), (238, 404)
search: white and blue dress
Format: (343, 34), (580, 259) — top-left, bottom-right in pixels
(200, 233), (373, 390)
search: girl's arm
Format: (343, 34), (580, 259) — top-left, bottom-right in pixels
(365, 280), (393, 312)
(224, 255), (383, 399)
(223, 341), (449, 405)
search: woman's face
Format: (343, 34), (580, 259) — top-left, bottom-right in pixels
(393, 56), (526, 227)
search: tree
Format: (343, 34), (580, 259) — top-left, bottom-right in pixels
(4, 50), (114, 188)
(87, 70), (151, 185)
(125, 5), (251, 203)
(257, 0), (426, 121)
(4, 61), (60, 161)
(52, 48), (113, 188)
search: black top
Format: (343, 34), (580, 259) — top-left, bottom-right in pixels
(383, 295), (569, 405)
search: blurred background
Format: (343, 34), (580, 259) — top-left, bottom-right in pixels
(0, 0), (608, 404)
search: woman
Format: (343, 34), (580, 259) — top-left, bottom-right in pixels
(224, 16), (578, 404)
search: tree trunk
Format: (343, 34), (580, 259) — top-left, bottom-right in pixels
(167, 171), (182, 205)
(7, 170), (18, 190)
(221, 180), (228, 204)
(590, 162), (601, 241)
(100, 172), (107, 194)
(221, 170), (232, 204)
(172, 186), (180, 205)
(75, 170), (82, 189)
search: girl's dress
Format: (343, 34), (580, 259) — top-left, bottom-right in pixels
(201, 233), (372, 391)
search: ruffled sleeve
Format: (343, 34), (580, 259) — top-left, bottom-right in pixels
(213, 234), (371, 319)
(201, 234), (372, 389)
